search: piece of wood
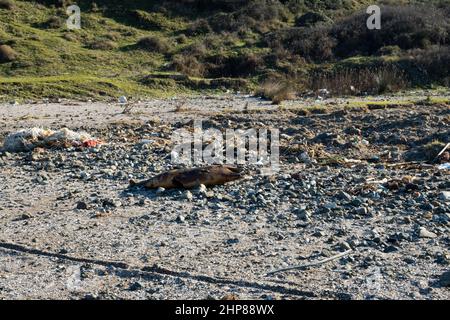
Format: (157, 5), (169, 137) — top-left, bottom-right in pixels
(433, 143), (450, 163)
(266, 249), (353, 276)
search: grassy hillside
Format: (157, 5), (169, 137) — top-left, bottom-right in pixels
(0, 0), (449, 101)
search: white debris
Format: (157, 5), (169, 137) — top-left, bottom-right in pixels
(438, 163), (450, 170)
(118, 96), (128, 104)
(300, 152), (312, 163)
(440, 191), (450, 202)
(319, 88), (330, 96)
(3, 127), (99, 152)
(419, 227), (437, 239)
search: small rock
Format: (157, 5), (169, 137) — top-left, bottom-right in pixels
(420, 203), (434, 211)
(76, 201), (88, 210)
(176, 215), (185, 223)
(128, 282), (143, 291)
(226, 238), (239, 245)
(295, 209), (312, 220)
(354, 207), (368, 215)
(339, 241), (352, 251)
(156, 187), (165, 195)
(324, 202), (338, 210)
(80, 171), (91, 180)
(198, 184), (207, 195)
(384, 245), (400, 253)
(15, 213), (32, 221)
(337, 191), (353, 202)
(118, 96), (128, 104)
(439, 270), (450, 287)
(419, 227), (437, 239)
(299, 152), (311, 163)
(102, 199), (120, 208)
(185, 191), (193, 201)
(439, 191), (450, 202)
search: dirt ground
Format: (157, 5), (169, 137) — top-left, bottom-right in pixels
(0, 93), (449, 300)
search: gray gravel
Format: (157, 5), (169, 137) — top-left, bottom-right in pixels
(0, 94), (449, 300)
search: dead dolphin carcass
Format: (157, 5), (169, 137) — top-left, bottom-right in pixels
(130, 165), (243, 189)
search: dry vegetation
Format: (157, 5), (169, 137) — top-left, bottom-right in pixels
(0, 44), (16, 63)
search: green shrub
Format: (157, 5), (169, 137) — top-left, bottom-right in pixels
(172, 54), (205, 77)
(130, 10), (176, 31)
(267, 5), (450, 63)
(88, 39), (118, 50)
(308, 66), (409, 96)
(332, 5), (450, 58)
(256, 80), (297, 104)
(137, 36), (171, 54)
(43, 16), (64, 29)
(295, 12), (332, 27)
(186, 19), (212, 36)
(407, 46), (450, 84)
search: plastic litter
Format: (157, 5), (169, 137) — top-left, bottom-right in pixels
(118, 96), (128, 104)
(3, 127), (102, 152)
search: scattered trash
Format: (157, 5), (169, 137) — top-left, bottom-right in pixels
(82, 139), (102, 148)
(3, 127), (102, 152)
(318, 88), (330, 96)
(129, 165), (243, 189)
(118, 96), (128, 104)
(438, 163), (450, 170)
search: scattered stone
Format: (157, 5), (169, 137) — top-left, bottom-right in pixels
(354, 207), (368, 215)
(384, 245), (400, 253)
(439, 191), (450, 202)
(15, 213), (32, 221)
(419, 227), (437, 239)
(439, 270), (450, 287)
(118, 96), (128, 104)
(295, 209), (312, 220)
(226, 238), (239, 245)
(185, 191), (193, 201)
(129, 282), (143, 291)
(76, 201), (88, 210)
(198, 184), (207, 195)
(337, 191), (353, 202)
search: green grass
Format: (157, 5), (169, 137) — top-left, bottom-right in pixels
(0, 1), (195, 101)
(0, 75), (186, 100)
(0, 0), (448, 101)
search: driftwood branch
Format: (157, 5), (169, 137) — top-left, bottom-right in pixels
(433, 143), (450, 163)
(266, 249), (353, 276)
